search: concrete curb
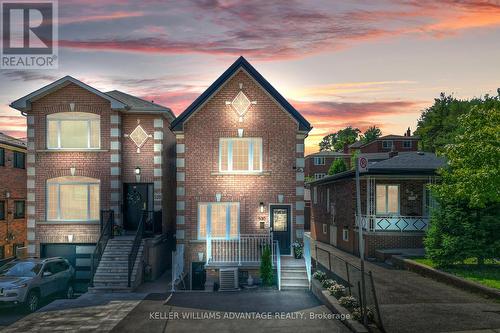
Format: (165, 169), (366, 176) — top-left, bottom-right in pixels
(392, 256), (500, 300)
(311, 279), (369, 333)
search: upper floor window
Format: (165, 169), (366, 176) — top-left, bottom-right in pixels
(14, 201), (25, 219)
(47, 176), (100, 221)
(314, 157), (325, 165)
(219, 138), (262, 173)
(13, 151), (25, 169)
(314, 173), (326, 180)
(376, 184), (399, 215)
(382, 141), (393, 149)
(403, 140), (412, 149)
(47, 112), (100, 149)
(0, 148), (4, 166)
(198, 202), (239, 240)
(0, 201), (5, 220)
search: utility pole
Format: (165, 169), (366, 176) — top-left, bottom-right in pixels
(355, 156), (367, 326)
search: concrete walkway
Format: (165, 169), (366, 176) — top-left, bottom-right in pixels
(314, 240), (500, 333)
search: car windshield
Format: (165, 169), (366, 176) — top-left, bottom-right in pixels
(0, 262), (42, 277)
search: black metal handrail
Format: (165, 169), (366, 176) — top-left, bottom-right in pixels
(128, 210), (149, 287)
(90, 210), (114, 287)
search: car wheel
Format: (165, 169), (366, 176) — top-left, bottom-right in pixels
(25, 290), (39, 313)
(65, 284), (74, 299)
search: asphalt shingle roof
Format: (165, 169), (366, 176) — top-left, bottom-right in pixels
(0, 132), (27, 149)
(105, 90), (175, 121)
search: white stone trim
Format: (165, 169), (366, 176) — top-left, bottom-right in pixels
(28, 244), (35, 255)
(296, 172), (304, 181)
(154, 180), (162, 189)
(175, 134), (185, 139)
(110, 167), (120, 176)
(27, 128), (34, 138)
(27, 142), (34, 150)
(296, 201), (305, 211)
(27, 167), (35, 176)
(27, 116), (34, 125)
(110, 154), (120, 163)
(296, 158), (305, 168)
(296, 229), (304, 238)
(27, 205), (35, 215)
(154, 204), (162, 211)
(176, 201), (185, 210)
(110, 115), (121, 124)
(111, 180), (120, 189)
(27, 193), (35, 202)
(154, 131), (163, 140)
(154, 143), (163, 152)
(154, 168), (162, 177)
(110, 141), (120, 150)
(176, 158), (185, 168)
(296, 187), (304, 196)
(296, 144), (304, 153)
(176, 144), (185, 154)
(176, 230), (185, 240)
(27, 179), (35, 189)
(296, 134), (307, 139)
(176, 172), (185, 182)
(27, 218), (35, 228)
(176, 215), (185, 225)
(27, 154), (35, 164)
(154, 156), (162, 165)
(110, 192), (120, 202)
(176, 187), (185, 196)
(154, 118), (164, 128)
(296, 215), (304, 224)
(110, 128), (120, 137)
(27, 231), (35, 241)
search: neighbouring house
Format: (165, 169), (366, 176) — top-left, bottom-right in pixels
(309, 151), (445, 258)
(10, 77), (176, 292)
(348, 128), (420, 159)
(0, 133), (27, 260)
(304, 151), (351, 180)
(170, 56), (312, 290)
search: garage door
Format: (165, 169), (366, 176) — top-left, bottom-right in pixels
(40, 243), (95, 293)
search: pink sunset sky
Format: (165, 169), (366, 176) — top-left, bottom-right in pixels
(1, 0), (500, 154)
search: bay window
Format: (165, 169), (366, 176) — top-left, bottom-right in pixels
(198, 202), (239, 239)
(47, 176), (100, 221)
(376, 184), (399, 215)
(219, 138), (262, 173)
(47, 112), (100, 149)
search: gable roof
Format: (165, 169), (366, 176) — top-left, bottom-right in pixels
(10, 76), (127, 112)
(306, 151), (350, 158)
(105, 90), (175, 121)
(349, 134), (420, 149)
(170, 56), (312, 132)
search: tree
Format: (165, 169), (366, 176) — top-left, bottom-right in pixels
(259, 245), (274, 286)
(319, 126), (360, 152)
(361, 126), (382, 143)
(328, 158), (347, 175)
(424, 103), (500, 266)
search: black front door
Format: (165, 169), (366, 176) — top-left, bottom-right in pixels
(270, 205), (291, 255)
(123, 183), (151, 231)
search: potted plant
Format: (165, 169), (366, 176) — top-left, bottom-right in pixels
(292, 241), (303, 259)
(113, 224), (124, 236)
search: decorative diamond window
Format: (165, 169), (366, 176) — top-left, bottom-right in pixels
(231, 91), (251, 116)
(129, 125), (148, 148)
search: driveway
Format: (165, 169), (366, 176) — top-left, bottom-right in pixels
(112, 290), (350, 333)
(314, 241), (500, 333)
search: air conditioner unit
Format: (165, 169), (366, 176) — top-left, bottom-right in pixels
(219, 268), (239, 291)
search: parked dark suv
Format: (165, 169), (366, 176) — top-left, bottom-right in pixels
(0, 257), (75, 312)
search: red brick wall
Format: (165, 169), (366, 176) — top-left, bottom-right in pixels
(0, 146), (27, 257)
(176, 69), (306, 272)
(360, 139), (419, 153)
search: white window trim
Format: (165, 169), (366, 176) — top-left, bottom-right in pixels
(376, 184), (400, 215)
(314, 157), (325, 165)
(47, 113), (101, 150)
(314, 173), (326, 180)
(46, 178), (100, 222)
(197, 202), (240, 240)
(219, 138), (263, 174)
(382, 140), (393, 149)
(342, 227), (349, 241)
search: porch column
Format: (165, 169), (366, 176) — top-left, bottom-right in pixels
(110, 113), (122, 225)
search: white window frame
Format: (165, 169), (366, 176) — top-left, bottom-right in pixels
(314, 173), (326, 180)
(382, 140), (393, 149)
(219, 138), (262, 174)
(47, 112), (101, 150)
(197, 202), (240, 240)
(314, 157), (325, 165)
(342, 227), (349, 241)
(376, 184), (400, 215)
(46, 177), (100, 222)
(403, 140), (412, 149)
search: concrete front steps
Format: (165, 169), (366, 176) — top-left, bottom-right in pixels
(88, 236), (144, 293)
(280, 256), (309, 291)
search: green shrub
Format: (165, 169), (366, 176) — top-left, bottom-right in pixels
(259, 245), (274, 286)
(312, 270), (327, 282)
(328, 158), (347, 175)
(328, 283), (346, 298)
(339, 296), (358, 310)
(352, 306), (375, 322)
(322, 279), (336, 289)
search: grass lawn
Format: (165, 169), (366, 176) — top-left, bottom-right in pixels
(413, 258), (500, 290)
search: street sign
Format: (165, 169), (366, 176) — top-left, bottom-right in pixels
(358, 156), (368, 172)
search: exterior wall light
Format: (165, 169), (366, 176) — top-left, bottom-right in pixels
(135, 167), (141, 182)
(260, 202), (265, 213)
(67, 234), (73, 242)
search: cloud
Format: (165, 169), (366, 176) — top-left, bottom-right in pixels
(54, 0), (500, 60)
(3, 71), (59, 82)
(0, 115), (26, 139)
(299, 81), (417, 98)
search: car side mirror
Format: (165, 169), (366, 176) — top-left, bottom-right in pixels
(43, 271), (52, 277)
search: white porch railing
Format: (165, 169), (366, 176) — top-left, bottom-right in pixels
(357, 215), (429, 232)
(206, 234), (273, 265)
(303, 232), (312, 286)
(274, 240), (281, 290)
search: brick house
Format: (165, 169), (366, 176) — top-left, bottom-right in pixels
(0, 133), (27, 260)
(309, 151), (445, 258)
(304, 151), (351, 181)
(348, 128), (420, 158)
(170, 57), (312, 290)
(10, 77), (176, 291)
